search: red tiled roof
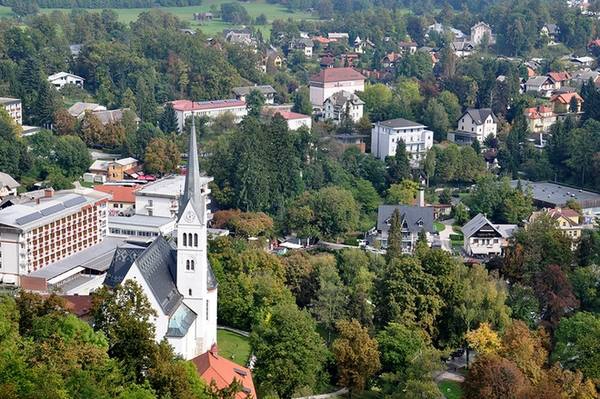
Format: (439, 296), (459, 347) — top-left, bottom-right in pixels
(170, 99), (246, 112)
(547, 207), (580, 219)
(313, 36), (336, 44)
(590, 39), (600, 47)
(192, 349), (256, 399)
(547, 71), (571, 82)
(61, 295), (93, 317)
(310, 67), (366, 83)
(550, 92), (583, 105)
(94, 184), (139, 203)
(275, 110), (311, 120)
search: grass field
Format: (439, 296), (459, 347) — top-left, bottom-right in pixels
(0, 6), (12, 18)
(438, 380), (463, 399)
(434, 221), (445, 233)
(33, 1), (316, 35)
(216, 329), (251, 366)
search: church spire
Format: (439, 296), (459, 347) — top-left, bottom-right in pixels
(178, 114), (203, 220)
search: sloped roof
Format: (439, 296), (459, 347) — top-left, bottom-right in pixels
(273, 110), (311, 120)
(550, 92), (583, 105)
(232, 85), (276, 97)
(526, 76), (552, 88)
(0, 172), (19, 189)
(376, 118), (425, 129)
(547, 71), (571, 83)
(192, 350), (256, 399)
(325, 90), (365, 107)
(462, 108), (497, 125)
(462, 213), (517, 239)
(48, 72), (84, 82)
(94, 108), (137, 125)
(94, 184), (139, 203)
(171, 99), (246, 112)
(67, 102), (106, 117)
(377, 205), (435, 234)
(310, 67), (366, 83)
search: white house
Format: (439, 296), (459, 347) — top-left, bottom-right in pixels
(135, 175), (186, 218)
(470, 22), (495, 46)
(289, 38), (313, 57)
(0, 97), (22, 125)
(309, 67), (366, 109)
(462, 213), (517, 257)
(0, 172), (19, 198)
(48, 72), (85, 89)
(449, 108), (497, 145)
(271, 110), (312, 130)
(323, 91), (364, 123)
(371, 118), (434, 167)
(104, 119), (217, 360)
(68, 102), (107, 119)
(170, 99), (247, 132)
(525, 76), (556, 97)
(232, 85), (277, 104)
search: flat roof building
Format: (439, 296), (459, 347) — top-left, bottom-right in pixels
(511, 180), (600, 215)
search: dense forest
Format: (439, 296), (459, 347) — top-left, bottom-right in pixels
(1, 0), (202, 8)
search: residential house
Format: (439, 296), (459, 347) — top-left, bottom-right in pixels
(529, 207), (585, 248)
(372, 204), (435, 254)
(94, 184), (140, 216)
(449, 108), (498, 145)
(371, 118), (434, 167)
(470, 21), (495, 46)
(192, 346), (256, 399)
(547, 71), (571, 90)
(135, 175), (186, 218)
(93, 108), (139, 126)
(170, 99), (247, 132)
(69, 44), (83, 58)
(525, 76), (555, 97)
(320, 55), (335, 68)
(327, 32), (349, 41)
(570, 56), (595, 68)
(462, 213), (517, 257)
(309, 67), (366, 108)
(224, 28), (255, 46)
(193, 12), (213, 22)
(524, 105), (556, 146)
(398, 41), (418, 55)
(570, 69), (600, 87)
(381, 52), (402, 69)
(289, 38), (313, 57)
(262, 46), (283, 72)
(232, 85), (277, 104)
(541, 24), (560, 44)
(0, 97), (22, 125)
(89, 157), (141, 181)
(511, 180), (600, 217)
(451, 40), (475, 57)
(426, 23), (467, 40)
(103, 124), (217, 360)
(353, 36), (375, 53)
(48, 72), (84, 89)
(0, 172), (19, 198)
(264, 109), (312, 130)
(322, 91), (365, 124)
(550, 92), (583, 114)
(68, 102), (107, 119)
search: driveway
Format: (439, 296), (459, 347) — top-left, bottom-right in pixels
(437, 218), (455, 252)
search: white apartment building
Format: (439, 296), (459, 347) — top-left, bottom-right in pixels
(0, 97), (22, 125)
(48, 72), (85, 89)
(0, 188), (109, 285)
(135, 175), (186, 218)
(449, 108), (497, 145)
(170, 99), (247, 132)
(371, 118), (434, 167)
(309, 67), (366, 108)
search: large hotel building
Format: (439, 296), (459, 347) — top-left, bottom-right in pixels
(0, 188), (110, 284)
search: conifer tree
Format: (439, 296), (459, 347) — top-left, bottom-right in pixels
(386, 209), (403, 261)
(159, 102), (179, 134)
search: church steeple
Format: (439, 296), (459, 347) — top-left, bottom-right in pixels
(178, 114), (204, 221)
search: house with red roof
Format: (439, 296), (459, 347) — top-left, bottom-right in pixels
(169, 99), (248, 132)
(192, 346), (256, 399)
(550, 91), (583, 114)
(524, 105), (556, 147)
(309, 67), (366, 109)
(94, 184), (140, 216)
(529, 207), (585, 249)
(547, 71), (571, 90)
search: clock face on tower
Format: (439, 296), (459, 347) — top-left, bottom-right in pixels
(184, 210), (195, 223)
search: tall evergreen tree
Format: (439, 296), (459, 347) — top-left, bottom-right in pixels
(386, 140), (411, 183)
(159, 103), (179, 134)
(386, 209), (403, 262)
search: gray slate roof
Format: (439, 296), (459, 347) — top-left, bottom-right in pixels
(0, 172), (19, 189)
(462, 213), (516, 239)
(377, 118), (425, 129)
(526, 76), (551, 89)
(463, 108), (497, 125)
(377, 205), (435, 234)
(325, 90), (365, 107)
(232, 85), (276, 97)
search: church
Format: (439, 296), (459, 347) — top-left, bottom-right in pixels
(104, 118), (218, 360)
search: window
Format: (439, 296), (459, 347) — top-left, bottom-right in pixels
(190, 260), (195, 270)
(189, 289), (192, 296)
(206, 300), (209, 321)
(194, 233), (198, 247)
(183, 233), (187, 246)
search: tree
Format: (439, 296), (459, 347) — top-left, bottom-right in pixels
(332, 319), (380, 395)
(553, 312), (600, 381)
(79, 111), (105, 146)
(386, 209), (403, 261)
(246, 89), (265, 117)
(35, 82), (61, 128)
(463, 355), (529, 399)
(386, 179), (418, 205)
(465, 323), (502, 356)
(386, 140), (411, 183)
(292, 87), (312, 115)
(121, 87), (137, 113)
(53, 108), (77, 136)
(311, 261), (347, 343)
(144, 137), (180, 175)
(506, 284), (540, 328)
(159, 103), (179, 134)
(91, 280), (157, 382)
(10, 0), (39, 17)
(423, 99), (449, 141)
(571, 265), (600, 312)
(251, 302), (327, 399)
(534, 264), (579, 329)
(501, 320), (548, 384)
(220, 2), (251, 24)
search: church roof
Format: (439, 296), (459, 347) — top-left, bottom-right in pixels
(178, 116), (206, 221)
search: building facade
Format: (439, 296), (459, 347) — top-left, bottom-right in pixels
(0, 188), (109, 285)
(449, 108), (498, 144)
(372, 205), (435, 254)
(309, 67), (366, 108)
(48, 72), (85, 89)
(371, 118), (434, 167)
(323, 91), (365, 123)
(462, 213), (516, 257)
(135, 175), (186, 218)
(170, 100), (247, 132)
(0, 97), (22, 125)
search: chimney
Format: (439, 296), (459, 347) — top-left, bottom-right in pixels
(210, 343), (218, 355)
(44, 188), (54, 198)
(418, 187), (425, 207)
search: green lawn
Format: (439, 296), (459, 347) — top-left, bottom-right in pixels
(434, 221), (445, 233)
(40, 1), (317, 35)
(216, 329), (251, 367)
(438, 380), (463, 399)
(0, 6), (12, 18)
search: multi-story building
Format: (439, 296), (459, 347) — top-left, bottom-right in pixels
(470, 22), (495, 46)
(309, 67), (366, 108)
(170, 99), (247, 132)
(232, 85), (277, 104)
(449, 108), (497, 145)
(371, 118), (434, 167)
(372, 204), (435, 254)
(322, 91), (365, 124)
(0, 188), (109, 285)
(529, 207), (586, 249)
(94, 184), (140, 216)
(462, 213), (517, 257)
(0, 97), (22, 125)
(89, 157), (140, 181)
(135, 175), (186, 218)
(524, 105), (556, 147)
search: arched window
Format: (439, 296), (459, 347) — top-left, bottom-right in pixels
(188, 289), (192, 296)
(186, 259), (190, 270)
(194, 233), (198, 247)
(183, 233), (187, 247)
(190, 260), (195, 270)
